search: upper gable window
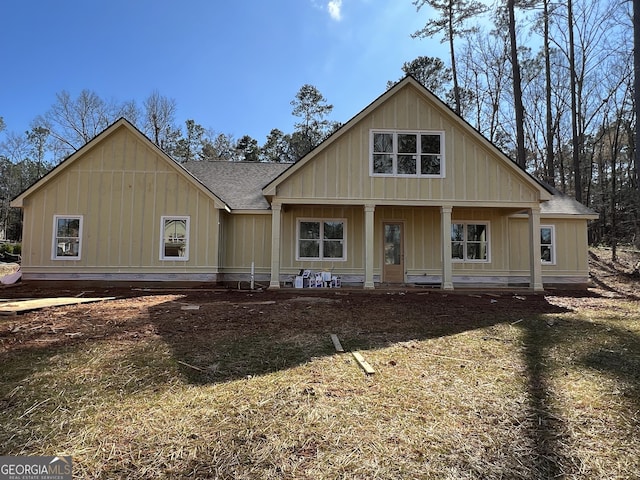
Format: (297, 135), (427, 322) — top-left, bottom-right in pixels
(370, 130), (444, 177)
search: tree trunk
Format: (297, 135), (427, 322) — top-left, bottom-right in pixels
(449, 2), (461, 116)
(544, 0), (555, 186)
(634, 0), (640, 247)
(568, 0), (582, 203)
(508, 0), (526, 169)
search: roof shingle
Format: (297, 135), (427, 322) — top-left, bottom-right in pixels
(182, 161), (291, 210)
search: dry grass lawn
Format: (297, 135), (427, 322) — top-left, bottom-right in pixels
(1, 247), (639, 479)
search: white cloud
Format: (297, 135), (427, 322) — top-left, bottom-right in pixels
(327, 0), (343, 21)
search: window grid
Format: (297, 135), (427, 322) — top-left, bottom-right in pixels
(52, 215), (83, 260)
(540, 225), (555, 264)
(371, 130), (444, 177)
(451, 222), (490, 262)
(160, 216), (190, 261)
(297, 219), (346, 261)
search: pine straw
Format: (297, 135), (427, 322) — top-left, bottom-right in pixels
(1, 283), (639, 478)
(0, 262), (20, 277)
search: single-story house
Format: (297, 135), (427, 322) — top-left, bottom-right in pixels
(11, 76), (598, 290)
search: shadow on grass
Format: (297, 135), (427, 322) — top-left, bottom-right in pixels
(147, 290), (571, 385)
(519, 318), (573, 477)
(518, 302), (640, 478)
(13, 287), (635, 477)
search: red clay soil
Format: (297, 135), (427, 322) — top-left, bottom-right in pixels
(0, 248), (637, 358)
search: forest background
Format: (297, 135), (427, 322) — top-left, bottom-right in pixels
(1, 0), (638, 257)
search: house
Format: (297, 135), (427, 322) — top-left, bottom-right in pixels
(11, 77), (598, 289)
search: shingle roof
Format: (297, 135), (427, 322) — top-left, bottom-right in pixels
(540, 186), (598, 217)
(182, 161), (292, 210)
(182, 160), (595, 217)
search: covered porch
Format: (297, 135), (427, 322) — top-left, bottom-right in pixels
(267, 201), (544, 292)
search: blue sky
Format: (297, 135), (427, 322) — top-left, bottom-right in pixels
(1, 0), (445, 146)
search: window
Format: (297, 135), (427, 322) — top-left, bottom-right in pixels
(371, 130), (444, 177)
(540, 225), (555, 264)
(297, 219), (346, 261)
(160, 216), (190, 261)
(52, 215), (83, 260)
(451, 222), (489, 262)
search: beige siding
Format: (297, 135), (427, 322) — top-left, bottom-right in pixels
(20, 126), (221, 278)
(276, 205), (519, 280)
(275, 84), (540, 206)
(220, 212), (272, 275)
(509, 217), (590, 279)
(279, 206), (365, 276)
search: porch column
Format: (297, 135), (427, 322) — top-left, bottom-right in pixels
(528, 207), (544, 292)
(269, 203), (282, 289)
(364, 204), (376, 289)
(441, 206), (454, 290)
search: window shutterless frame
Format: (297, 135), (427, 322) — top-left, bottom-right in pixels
(52, 215), (83, 260)
(296, 218), (347, 261)
(540, 225), (556, 265)
(370, 129), (445, 178)
(160, 216), (190, 261)
(450, 221), (490, 263)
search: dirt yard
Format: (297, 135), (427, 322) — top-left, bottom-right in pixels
(0, 247), (638, 364)
(0, 247), (638, 479)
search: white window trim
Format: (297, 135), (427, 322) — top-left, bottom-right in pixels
(52, 215), (83, 261)
(451, 221), (491, 263)
(369, 129), (445, 178)
(540, 225), (556, 265)
(160, 215), (190, 261)
(296, 218), (347, 262)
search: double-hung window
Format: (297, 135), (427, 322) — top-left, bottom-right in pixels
(371, 130), (444, 177)
(297, 219), (346, 261)
(451, 222), (489, 262)
(160, 216), (190, 261)
(52, 215), (83, 260)
(540, 225), (555, 264)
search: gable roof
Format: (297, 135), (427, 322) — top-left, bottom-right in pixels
(264, 76), (553, 202)
(182, 161), (291, 210)
(11, 118), (230, 211)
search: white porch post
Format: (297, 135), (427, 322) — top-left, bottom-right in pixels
(441, 206), (454, 290)
(528, 207), (544, 292)
(269, 203), (282, 289)
(364, 204), (375, 289)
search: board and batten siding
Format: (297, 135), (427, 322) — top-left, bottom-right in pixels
(508, 217), (591, 283)
(219, 212), (273, 281)
(274, 205), (520, 283)
(19, 126), (221, 280)
(273, 84), (541, 206)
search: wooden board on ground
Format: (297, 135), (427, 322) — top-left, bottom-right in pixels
(352, 351), (375, 375)
(330, 334), (344, 353)
(0, 297), (115, 315)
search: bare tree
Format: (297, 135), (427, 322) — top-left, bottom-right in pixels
(504, 0), (527, 168)
(634, 0), (640, 245)
(143, 90), (178, 150)
(34, 90), (132, 162)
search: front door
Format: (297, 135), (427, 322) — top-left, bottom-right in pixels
(383, 222), (404, 283)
